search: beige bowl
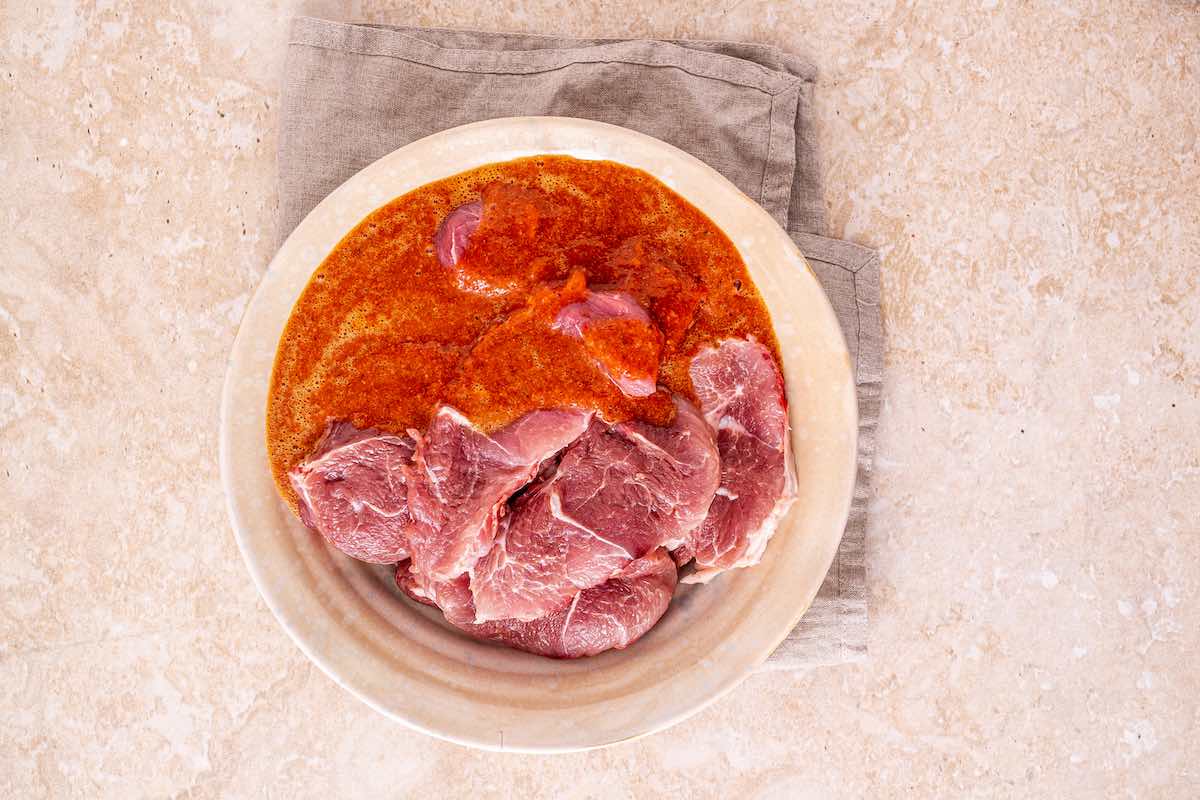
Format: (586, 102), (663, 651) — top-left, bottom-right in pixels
(220, 117), (857, 752)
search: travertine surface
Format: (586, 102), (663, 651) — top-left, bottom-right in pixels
(2, 1), (1197, 797)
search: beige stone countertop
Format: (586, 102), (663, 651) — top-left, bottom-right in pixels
(3, 1), (1197, 797)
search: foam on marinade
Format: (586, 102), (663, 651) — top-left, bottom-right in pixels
(267, 156), (783, 509)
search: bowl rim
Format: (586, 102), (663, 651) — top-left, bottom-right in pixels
(220, 116), (858, 752)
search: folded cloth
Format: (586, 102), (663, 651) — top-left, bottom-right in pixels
(278, 17), (881, 668)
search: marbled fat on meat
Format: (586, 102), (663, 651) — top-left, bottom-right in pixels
(399, 549), (678, 659)
(470, 396), (718, 622)
(682, 338), (797, 582)
(404, 405), (591, 581)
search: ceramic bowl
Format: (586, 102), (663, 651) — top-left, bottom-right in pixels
(220, 117), (857, 752)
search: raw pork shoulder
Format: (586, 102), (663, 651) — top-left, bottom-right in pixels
(395, 564), (478, 625)
(288, 421), (415, 564)
(404, 405), (591, 581)
(434, 185), (556, 295)
(292, 339), (794, 655)
(552, 290), (663, 397)
(434, 201), (482, 267)
(470, 396), (719, 622)
(682, 338), (797, 582)
(399, 549), (678, 658)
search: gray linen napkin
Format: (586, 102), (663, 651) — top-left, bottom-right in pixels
(278, 17), (880, 668)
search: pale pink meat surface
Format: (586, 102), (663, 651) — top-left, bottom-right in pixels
(295, 339), (794, 654)
(552, 290), (661, 397)
(682, 338), (797, 582)
(288, 421), (415, 564)
(395, 549), (677, 659)
(433, 200), (482, 267)
(404, 405), (591, 581)
(395, 562), (478, 625)
(393, 559), (437, 607)
(470, 396), (718, 622)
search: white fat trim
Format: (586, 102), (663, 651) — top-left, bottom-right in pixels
(437, 405), (478, 430)
(422, 460), (445, 502)
(717, 415), (749, 435)
(718, 413), (785, 449)
(734, 492), (797, 568)
(559, 590), (583, 651)
(782, 417), (798, 495)
(621, 429), (674, 462)
(292, 475), (318, 520)
(548, 492), (633, 560)
(359, 499), (407, 519)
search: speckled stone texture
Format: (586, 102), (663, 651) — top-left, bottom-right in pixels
(1, 1), (1197, 797)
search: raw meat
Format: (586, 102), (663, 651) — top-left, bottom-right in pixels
(399, 549), (678, 659)
(434, 201), (482, 267)
(682, 338), (797, 582)
(593, 236), (706, 353)
(395, 562), (478, 625)
(553, 290), (663, 397)
(404, 405), (591, 581)
(470, 396), (719, 622)
(435, 185), (557, 295)
(393, 559), (437, 607)
(288, 421), (415, 564)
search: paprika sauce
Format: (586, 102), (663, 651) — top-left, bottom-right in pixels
(267, 156), (782, 507)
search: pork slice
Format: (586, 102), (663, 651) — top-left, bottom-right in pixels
(395, 561), (478, 624)
(669, 542), (695, 567)
(434, 185), (556, 295)
(434, 201), (483, 267)
(404, 405), (591, 581)
(552, 290), (663, 398)
(682, 338), (797, 582)
(596, 236), (706, 353)
(288, 421), (415, 564)
(465, 549), (678, 659)
(469, 477), (629, 623)
(394, 559), (437, 607)
(470, 396), (719, 622)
